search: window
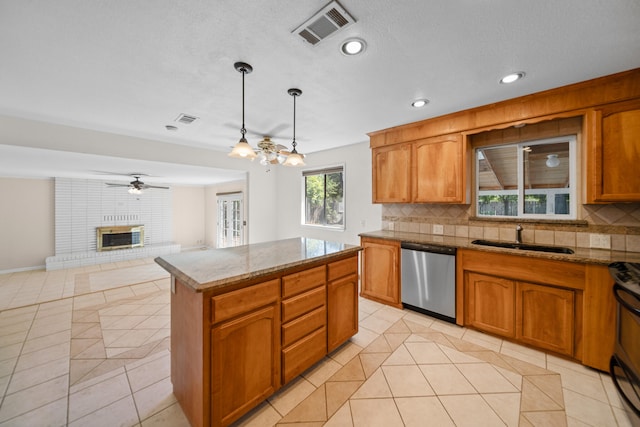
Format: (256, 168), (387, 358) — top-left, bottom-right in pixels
(303, 166), (344, 229)
(476, 135), (577, 219)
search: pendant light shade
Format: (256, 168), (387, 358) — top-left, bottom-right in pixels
(283, 88), (305, 167)
(546, 154), (560, 168)
(229, 62), (257, 160)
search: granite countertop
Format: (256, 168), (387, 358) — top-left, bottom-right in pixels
(155, 237), (362, 292)
(359, 230), (640, 265)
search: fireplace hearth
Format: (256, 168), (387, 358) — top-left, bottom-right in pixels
(97, 225), (144, 251)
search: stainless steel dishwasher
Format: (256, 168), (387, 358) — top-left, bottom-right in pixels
(401, 242), (456, 323)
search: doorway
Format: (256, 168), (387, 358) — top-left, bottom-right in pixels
(216, 192), (244, 248)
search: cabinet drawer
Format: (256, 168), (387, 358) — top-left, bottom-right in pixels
(328, 256), (358, 282)
(281, 286), (325, 323)
(282, 306), (326, 348)
(282, 326), (327, 384)
(211, 279), (280, 324)
(282, 266), (326, 298)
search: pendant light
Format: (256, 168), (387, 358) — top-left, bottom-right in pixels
(228, 62), (257, 159)
(283, 88), (306, 167)
(546, 154), (560, 168)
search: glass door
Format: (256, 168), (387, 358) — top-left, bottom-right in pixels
(217, 192), (244, 248)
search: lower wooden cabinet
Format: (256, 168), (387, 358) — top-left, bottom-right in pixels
(466, 272), (516, 338)
(327, 256), (359, 352)
(211, 304), (280, 426)
(360, 237), (401, 307)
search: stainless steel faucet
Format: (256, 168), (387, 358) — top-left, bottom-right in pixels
(516, 224), (523, 244)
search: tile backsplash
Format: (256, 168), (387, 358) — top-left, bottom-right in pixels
(382, 203), (640, 253)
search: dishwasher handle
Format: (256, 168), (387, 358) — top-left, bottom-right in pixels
(401, 242), (456, 255)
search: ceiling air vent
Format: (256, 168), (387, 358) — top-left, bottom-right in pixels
(293, 0), (356, 46)
(175, 113), (198, 125)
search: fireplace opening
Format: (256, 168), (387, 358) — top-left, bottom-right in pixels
(97, 225), (144, 251)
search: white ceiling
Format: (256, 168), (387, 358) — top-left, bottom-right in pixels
(1, 1), (639, 184)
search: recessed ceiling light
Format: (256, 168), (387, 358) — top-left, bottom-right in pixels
(411, 99), (429, 108)
(165, 125), (178, 131)
(500, 72), (525, 84)
(340, 38), (366, 56)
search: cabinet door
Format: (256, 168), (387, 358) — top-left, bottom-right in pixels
(372, 143), (412, 203)
(211, 304), (280, 427)
(465, 272), (515, 338)
(516, 282), (575, 356)
(360, 238), (401, 307)
(413, 134), (466, 203)
(328, 273), (359, 352)
(586, 105), (640, 202)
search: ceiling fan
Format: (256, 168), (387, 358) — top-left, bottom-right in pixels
(105, 174), (169, 194)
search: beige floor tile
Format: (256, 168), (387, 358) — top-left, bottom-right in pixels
(0, 342), (21, 362)
(279, 384), (327, 423)
(133, 376), (177, 420)
(419, 364), (476, 395)
(268, 376), (316, 417)
(351, 368), (392, 399)
(73, 293), (107, 309)
(428, 319), (465, 339)
(612, 405), (637, 427)
(563, 388), (617, 426)
(349, 326), (378, 349)
(323, 401), (353, 427)
(494, 365), (523, 390)
(457, 362), (519, 393)
(68, 372), (131, 422)
(14, 341), (70, 372)
(483, 392), (521, 426)
(526, 374), (565, 408)
(0, 396), (67, 427)
(395, 396), (455, 427)
(382, 344), (415, 366)
(382, 365), (434, 397)
(461, 328), (504, 352)
(521, 410), (568, 427)
(500, 341), (547, 368)
(125, 351), (170, 392)
(385, 319), (412, 334)
(6, 355), (69, 394)
(0, 358), (16, 378)
(349, 398), (404, 427)
(383, 333), (411, 350)
(439, 343), (483, 364)
(325, 381), (362, 417)
(73, 323), (103, 339)
(548, 361), (609, 404)
(359, 353), (389, 378)
(439, 394), (506, 427)
(328, 356), (365, 382)
(69, 395), (139, 427)
(303, 357), (343, 387)
(405, 341), (450, 364)
(234, 401), (282, 427)
(600, 372), (626, 409)
(100, 314), (148, 330)
(401, 314), (435, 330)
(109, 328), (158, 348)
(0, 374), (68, 423)
(373, 306), (406, 323)
(359, 315), (393, 334)
(361, 334), (393, 353)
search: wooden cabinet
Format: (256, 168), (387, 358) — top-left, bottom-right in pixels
(210, 279), (280, 427)
(372, 135), (467, 204)
(281, 266), (326, 384)
(372, 143), (411, 203)
(516, 282), (575, 356)
(327, 256), (359, 352)
(586, 102), (640, 202)
(413, 134), (466, 203)
(466, 272), (515, 338)
(360, 237), (401, 307)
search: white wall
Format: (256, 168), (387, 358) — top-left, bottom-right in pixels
(172, 186), (206, 249)
(0, 178), (54, 271)
(274, 142), (381, 246)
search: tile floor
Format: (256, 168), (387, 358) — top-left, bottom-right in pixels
(0, 258), (637, 426)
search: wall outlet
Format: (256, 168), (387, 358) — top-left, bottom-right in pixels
(589, 233), (611, 249)
(433, 224), (444, 235)
(388, 222), (395, 231)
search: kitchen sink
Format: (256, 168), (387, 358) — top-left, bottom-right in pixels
(471, 239), (575, 254)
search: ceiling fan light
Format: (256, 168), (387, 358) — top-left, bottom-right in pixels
(128, 186), (142, 195)
(283, 152), (305, 167)
(228, 139), (257, 159)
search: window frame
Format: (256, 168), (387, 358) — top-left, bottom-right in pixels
(301, 164), (346, 231)
(475, 135), (577, 220)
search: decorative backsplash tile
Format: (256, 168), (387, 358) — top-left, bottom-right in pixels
(382, 202), (640, 253)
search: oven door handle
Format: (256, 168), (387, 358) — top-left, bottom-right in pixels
(613, 283), (640, 315)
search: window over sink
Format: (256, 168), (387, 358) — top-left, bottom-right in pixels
(476, 135), (577, 219)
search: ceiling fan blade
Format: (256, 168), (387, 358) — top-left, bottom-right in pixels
(105, 183), (130, 187)
(143, 184), (170, 189)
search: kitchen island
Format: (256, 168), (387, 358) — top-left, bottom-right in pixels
(155, 237), (361, 427)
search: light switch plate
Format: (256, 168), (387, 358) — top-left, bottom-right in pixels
(589, 233), (611, 249)
(433, 224), (444, 235)
(388, 222), (395, 231)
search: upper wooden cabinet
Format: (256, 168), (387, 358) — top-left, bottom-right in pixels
(372, 134), (467, 204)
(372, 143), (411, 203)
(413, 134), (466, 203)
(586, 101), (640, 202)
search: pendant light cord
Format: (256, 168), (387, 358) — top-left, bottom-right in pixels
(291, 93), (297, 153)
(241, 68), (246, 139)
